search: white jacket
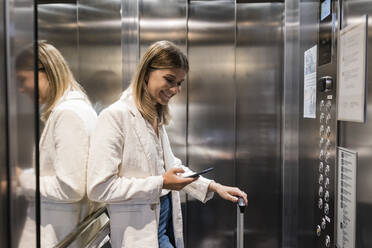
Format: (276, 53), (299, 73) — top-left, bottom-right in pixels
(19, 90), (97, 247)
(87, 89), (214, 248)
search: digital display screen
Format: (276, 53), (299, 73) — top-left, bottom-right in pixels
(321, 0), (331, 21)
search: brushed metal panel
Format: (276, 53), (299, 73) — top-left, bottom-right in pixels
(0, 0), (9, 245)
(236, 3), (283, 248)
(187, 1), (235, 247)
(122, 0), (139, 89)
(38, 3), (79, 79)
(139, 0), (187, 166)
(282, 1), (300, 247)
(296, 1), (320, 248)
(5, 0), (37, 247)
(78, 0), (123, 113)
(339, 1), (372, 247)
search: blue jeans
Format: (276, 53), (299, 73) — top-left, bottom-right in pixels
(158, 193), (175, 248)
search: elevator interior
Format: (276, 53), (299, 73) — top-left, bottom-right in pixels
(1, 0), (372, 247)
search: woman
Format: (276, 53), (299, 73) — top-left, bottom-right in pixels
(87, 40), (247, 248)
(17, 41), (97, 247)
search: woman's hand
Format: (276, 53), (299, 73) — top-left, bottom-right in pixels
(209, 181), (248, 205)
(163, 168), (198, 191)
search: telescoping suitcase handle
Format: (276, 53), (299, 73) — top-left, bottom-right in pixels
(237, 197), (246, 248)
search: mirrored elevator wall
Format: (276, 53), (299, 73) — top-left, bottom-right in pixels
(4, 0), (37, 247)
(38, 0), (123, 114)
(0, 0), (9, 246)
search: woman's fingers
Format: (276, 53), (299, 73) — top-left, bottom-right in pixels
(163, 168), (198, 190)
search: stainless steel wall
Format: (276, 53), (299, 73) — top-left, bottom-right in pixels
(297, 1), (320, 247)
(78, 0), (123, 113)
(282, 0), (300, 247)
(133, 1), (284, 247)
(122, 0), (139, 88)
(139, 0), (188, 168)
(5, 0), (37, 247)
(236, 3), (283, 248)
(340, 1), (372, 247)
(187, 0), (236, 246)
(0, 0), (9, 246)
(38, 3), (79, 78)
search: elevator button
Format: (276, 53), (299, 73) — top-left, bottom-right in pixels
(320, 113), (325, 123)
(318, 198), (323, 209)
(326, 113), (331, 124)
(316, 225), (322, 237)
(319, 138), (325, 149)
(325, 165), (330, 176)
(319, 186), (324, 197)
(325, 190), (330, 202)
(319, 162), (324, 173)
(326, 139), (331, 150)
(319, 150), (325, 160)
(325, 177), (330, 189)
(324, 203), (329, 215)
(319, 174), (324, 185)
(321, 218), (326, 230)
(326, 100), (332, 111)
(326, 126), (331, 137)
(320, 125), (325, 136)
(325, 152), (330, 163)
(320, 100), (325, 111)
(325, 235), (331, 247)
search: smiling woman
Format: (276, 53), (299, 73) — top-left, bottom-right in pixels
(87, 40), (247, 248)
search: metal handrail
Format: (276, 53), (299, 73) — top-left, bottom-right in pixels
(54, 207), (108, 248)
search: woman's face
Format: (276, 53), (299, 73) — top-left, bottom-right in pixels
(147, 68), (186, 105)
(17, 70), (50, 104)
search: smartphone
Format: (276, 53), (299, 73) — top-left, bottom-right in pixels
(184, 167), (214, 178)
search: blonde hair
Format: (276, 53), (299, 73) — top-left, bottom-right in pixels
(131, 40), (189, 125)
(37, 41), (88, 121)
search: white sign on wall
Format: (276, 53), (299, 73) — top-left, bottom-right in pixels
(304, 45), (317, 118)
(337, 15), (368, 122)
(337, 147), (357, 248)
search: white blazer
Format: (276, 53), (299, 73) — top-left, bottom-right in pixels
(19, 90), (97, 247)
(87, 89), (214, 248)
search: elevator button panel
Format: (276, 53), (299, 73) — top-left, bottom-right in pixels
(315, 72), (336, 247)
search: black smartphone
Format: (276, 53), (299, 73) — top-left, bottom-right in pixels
(184, 167), (214, 178)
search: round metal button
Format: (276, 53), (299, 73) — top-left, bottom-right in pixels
(325, 139), (331, 150)
(324, 203), (329, 215)
(325, 165), (330, 176)
(319, 150), (325, 161)
(318, 198), (323, 209)
(321, 218), (326, 230)
(320, 100), (325, 111)
(319, 162), (324, 173)
(326, 126), (331, 137)
(326, 113), (331, 124)
(319, 174), (324, 185)
(316, 225), (321, 237)
(319, 138), (325, 149)
(320, 113), (325, 123)
(325, 190), (330, 202)
(320, 125), (325, 136)
(325, 235), (331, 247)
(319, 186), (324, 197)
(325, 152), (330, 163)
(325, 177), (330, 189)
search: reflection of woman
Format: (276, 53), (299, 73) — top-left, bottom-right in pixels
(17, 41), (97, 247)
(87, 41), (247, 248)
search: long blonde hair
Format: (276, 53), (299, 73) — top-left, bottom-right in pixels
(37, 41), (88, 121)
(131, 40), (189, 125)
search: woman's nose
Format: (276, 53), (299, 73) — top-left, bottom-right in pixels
(170, 85), (181, 94)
